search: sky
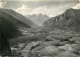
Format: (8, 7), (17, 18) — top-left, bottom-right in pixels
(0, 0), (79, 17)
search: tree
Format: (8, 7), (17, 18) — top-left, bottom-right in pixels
(0, 17), (22, 56)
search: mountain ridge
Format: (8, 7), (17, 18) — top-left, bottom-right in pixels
(44, 8), (80, 32)
(0, 9), (31, 28)
(0, 9), (37, 28)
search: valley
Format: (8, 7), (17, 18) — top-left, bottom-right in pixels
(9, 28), (80, 57)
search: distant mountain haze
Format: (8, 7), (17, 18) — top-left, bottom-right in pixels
(27, 13), (50, 26)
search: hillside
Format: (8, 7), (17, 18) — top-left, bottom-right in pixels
(0, 9), (31, 28)
(0, 9), (37, 28)
(44, 9), (80, 32)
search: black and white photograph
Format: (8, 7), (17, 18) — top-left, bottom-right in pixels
(0, 0), (80, 57)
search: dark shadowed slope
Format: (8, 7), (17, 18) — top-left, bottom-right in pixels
(0, 9), (37, 28)
(0, 10), (31, 28)
(44, 9), (80, 32)
(0, 11), (22, 56)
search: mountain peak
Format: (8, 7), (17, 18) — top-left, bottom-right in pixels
(39, 13), (42, 15)
(27, 14), (50, 26)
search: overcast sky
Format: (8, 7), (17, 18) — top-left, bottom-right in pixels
(0, 0), (79, 17)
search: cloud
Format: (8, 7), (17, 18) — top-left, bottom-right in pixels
(0, 2), (4, 8)
(72, 3), (80, 9)
(0, 1), (7, 8)
(14, 3), (77, 17)
(14, 5), (60, 17)
(15, 5), (32, 15)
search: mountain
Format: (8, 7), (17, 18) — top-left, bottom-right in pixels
(27, 13), (50, 26)
(44, 9), (80, 32)
(0, 9), (37, 28)
(0, 9), (31, 28)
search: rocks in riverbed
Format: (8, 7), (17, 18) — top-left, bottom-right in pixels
(39, 46), (60, 56)
(70, 37), (80, 43)
(58, 51), (79, 57)
(71, 44), (80, 55)
(58, 44), (72, 51)
(71, 44), (80, 50)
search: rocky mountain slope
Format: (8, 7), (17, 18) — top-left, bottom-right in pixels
(44, 9), (80, 32)
(0, 9), (37, 28)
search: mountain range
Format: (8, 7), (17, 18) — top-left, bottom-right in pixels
(27, 13), (50, 26)
(44, 8), (80, 32)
